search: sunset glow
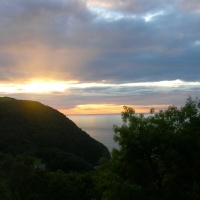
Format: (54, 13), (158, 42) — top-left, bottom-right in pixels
(1, 79), (200, 94)
(0, 0), (200, 114)
(60, 104), (170, 115)
(0, 81), (77, 94)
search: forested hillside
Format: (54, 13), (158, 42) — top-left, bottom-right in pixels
(0, 97), (110, 172)
(1, 97), (200, 200)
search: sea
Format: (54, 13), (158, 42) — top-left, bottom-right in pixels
(67, 114), (123, 152)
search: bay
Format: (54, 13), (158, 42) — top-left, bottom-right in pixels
(67, 114), (123, 152)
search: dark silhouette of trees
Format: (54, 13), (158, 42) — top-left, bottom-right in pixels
(95, 97), (200, 200)
(0, 154), (94, 200)
(1, 97), (200, 199)
(0, 97), (110, 171)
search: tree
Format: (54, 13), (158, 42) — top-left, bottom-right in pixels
(0, 154), (48, 200)
(95, 97), (200, 200)
(0, 154), (90, 200)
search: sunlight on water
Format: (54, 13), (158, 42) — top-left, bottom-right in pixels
(68, 114), (151, 152)
(68, 114), (123, 152)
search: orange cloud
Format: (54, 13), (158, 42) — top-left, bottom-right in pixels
(60, 104), (170, 115)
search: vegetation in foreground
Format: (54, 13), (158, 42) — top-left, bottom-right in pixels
(1, 97), (200, 199)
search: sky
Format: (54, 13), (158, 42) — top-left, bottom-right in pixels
(0, 0), (200, 114)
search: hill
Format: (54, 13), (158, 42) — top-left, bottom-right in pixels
(0, 97), (110, 172)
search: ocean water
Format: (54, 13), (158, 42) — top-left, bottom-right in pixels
(67, 114), (123, 152)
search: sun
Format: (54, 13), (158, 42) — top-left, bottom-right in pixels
(21, 81), (68, 93)
(0, 80), (78, 94)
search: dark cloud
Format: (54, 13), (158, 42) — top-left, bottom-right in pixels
(0, 0), (200, 112)
(0, 52), (15, 67)
(1, 0), (200, 83)
(0, 0), (89, 46)
(177, 0), (200, 13)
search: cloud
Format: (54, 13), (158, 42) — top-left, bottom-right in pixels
(1, 80), (199, 114)
(87, 0), (175, 14)
(1, 0), (200, 83)
(178, 0), (200, 13)
(0, 0), (200, 113)
(87, 0), (200, 15)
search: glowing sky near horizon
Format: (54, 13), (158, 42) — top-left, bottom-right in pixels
(0, 80), (200, 94)
(0, 0), (200, 114)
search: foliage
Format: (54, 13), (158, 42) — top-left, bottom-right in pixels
(0, 97), (110, 171)
(95, 97), (200, 200)
(0, 97), (110, 199)
(38, 148), (93, 172)
(0, 154), (96, 200)
(2, 96), (200, 199)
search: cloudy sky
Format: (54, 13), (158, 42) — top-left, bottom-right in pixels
(0, 0), (200, 114)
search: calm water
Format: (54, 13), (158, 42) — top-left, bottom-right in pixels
(67, 114), (123, 152)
